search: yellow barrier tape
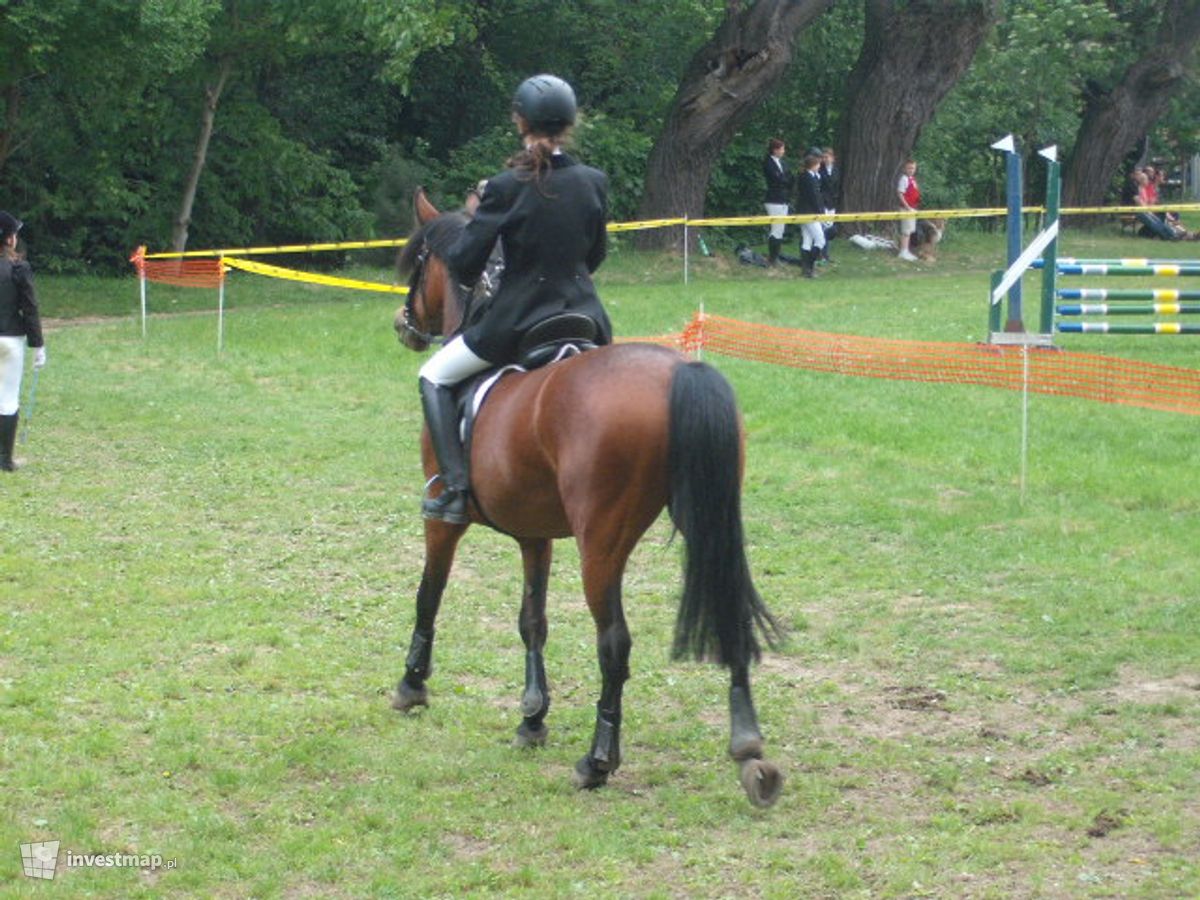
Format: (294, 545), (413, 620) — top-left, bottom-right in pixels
(146, 237), (408, 260)
(689, 207), (1010, 226)
(222, 257), (408, 294)
(142, 203), (1200, 260)
(607, 217), (687, 232)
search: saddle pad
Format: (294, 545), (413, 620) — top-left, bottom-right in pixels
(461, 343), (586, 440)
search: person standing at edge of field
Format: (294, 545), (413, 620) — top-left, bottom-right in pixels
(794, 151), (827, 279)
(761, 138), (792, 266)
(416, 73), (612, 524)
(0, 211), (46, 472)
(897, 159), (921, 262)
(818, 147), (840, 263)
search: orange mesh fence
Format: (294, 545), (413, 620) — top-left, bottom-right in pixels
(130, 246), (224, 288)
(681, 313), (1200, 417)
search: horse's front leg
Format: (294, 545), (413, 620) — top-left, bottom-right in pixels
(392, 520), (467, 712)
(513, 538), (553, 748)
(572, 555), (631, 790)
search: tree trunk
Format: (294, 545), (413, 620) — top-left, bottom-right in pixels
(1061, 0), (1200, 211)
(634, 0), (833, 251)
(836, 0), (999, 231)
(0, 83), (21, 175)
(171, 58), (233, 254)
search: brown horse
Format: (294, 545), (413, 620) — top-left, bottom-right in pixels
(391, 189), (783, 807)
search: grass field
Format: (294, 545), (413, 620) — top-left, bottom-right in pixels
(3, 225), (1199, 897)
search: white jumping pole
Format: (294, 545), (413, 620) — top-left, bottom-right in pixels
(217, 256), (226, 354)
(140, 268), (147, 339)
(134, 245), (148, 339)
(682, 216), (690, 287)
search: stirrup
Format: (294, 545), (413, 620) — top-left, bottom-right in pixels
(421, 478), (469, 524)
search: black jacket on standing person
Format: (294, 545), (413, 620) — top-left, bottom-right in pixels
(795, 168), (825, 216)
(762, 155), (792, 204)
(446, 152), (612, 363)
(819, 163), (840, 211)
(0, 257), (44, 348)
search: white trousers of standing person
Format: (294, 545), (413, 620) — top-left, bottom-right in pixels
(764, 203), (789, 240)
(0, 336), (26, 415)
(800, 220), (826, 252)
(418, 334), (492, 387)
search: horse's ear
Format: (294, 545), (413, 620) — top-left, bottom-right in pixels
(414, 187), (440, 225)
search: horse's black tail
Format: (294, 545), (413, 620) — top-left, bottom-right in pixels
(667, 361), (782, 667)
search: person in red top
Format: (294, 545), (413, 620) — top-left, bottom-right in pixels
(896, 159), (920, 262)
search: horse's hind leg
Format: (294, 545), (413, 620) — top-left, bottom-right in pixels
(514, 538), (552, 748)
(571, 554), (631, 791)
(728, 663), (783, 808)
(392, 522), (466, 712)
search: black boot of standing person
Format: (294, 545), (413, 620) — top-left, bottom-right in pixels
(801, 249), (816, 279)
(767, 237), (781, 266)
(0, 411), (18, 471)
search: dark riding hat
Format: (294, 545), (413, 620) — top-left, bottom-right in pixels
(512, 74), (577, 133)
(0, 211), (22, 239)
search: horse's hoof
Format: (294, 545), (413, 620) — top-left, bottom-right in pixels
(391, 680), (428, 712)
(738, 758), (783, 808)
(513, 721), (548, 748)
(571, 757), (609, 791)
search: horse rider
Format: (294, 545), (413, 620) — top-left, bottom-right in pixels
(0, 210), (46, 472)
(416, 73), (613, 524)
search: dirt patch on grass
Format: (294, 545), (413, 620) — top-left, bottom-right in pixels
(1105, 669), (1200, 704)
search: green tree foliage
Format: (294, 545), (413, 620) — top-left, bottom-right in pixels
(918, 0), (1120, 210)
(2, 0), (1198, 272)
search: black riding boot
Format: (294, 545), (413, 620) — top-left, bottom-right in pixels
(801, 249), (816, 279)
(418, 379), (469, 524)
(0, 412), (18, 472)
(767, 237), (781, 266)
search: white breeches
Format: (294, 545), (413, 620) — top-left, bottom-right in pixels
(0, 337), (25, 415)
(764, 203), (789, 240)
(800, 221), (826, 251)
(418, 335), (492, 386)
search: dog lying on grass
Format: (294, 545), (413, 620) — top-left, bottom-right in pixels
(910, 218), (946, 261)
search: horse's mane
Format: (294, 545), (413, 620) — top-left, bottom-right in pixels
(397, 211), (469, 280)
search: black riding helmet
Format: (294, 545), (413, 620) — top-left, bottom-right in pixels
(0, 210), (22, 239)
(512, 74), (577, 134)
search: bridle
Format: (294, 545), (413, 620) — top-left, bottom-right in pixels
(399, 244), (445, 347)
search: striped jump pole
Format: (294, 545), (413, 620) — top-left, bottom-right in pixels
(1058, 322), (1200, 334)
(1057, 288), (1200, 301)
(1057, 303), (1200, 316)
(1055, 263), (1200, 277)
(1033, 257), (1200, 267)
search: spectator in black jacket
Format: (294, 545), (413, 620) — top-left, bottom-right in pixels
(818, 147), (840, 262)
(795, 152), (827, 278)
(0, 211), (46, 472)
(761, 138), (792, 265)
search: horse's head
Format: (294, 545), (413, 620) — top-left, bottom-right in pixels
(394, 188), (469, 352)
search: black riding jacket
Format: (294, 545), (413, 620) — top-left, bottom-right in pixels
(446, 153), (612, 363)
(0, 257), (44, 347)
(795, 169), (825, 216)
(762, 156), (792, 205)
